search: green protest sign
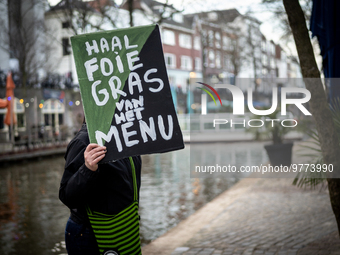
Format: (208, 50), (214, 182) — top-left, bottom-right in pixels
(71, 24), (184, 162)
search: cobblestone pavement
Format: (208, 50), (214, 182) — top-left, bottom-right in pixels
(170, 178), (338, 255)
(142, 142), (340, 255)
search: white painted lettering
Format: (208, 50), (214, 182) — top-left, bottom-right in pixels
(115, 55), (124, 73)
(95, 126), (122, 152)
(158, 115), (173, 140)
(111, 36), (122, 51)
(85, 40), (99, 56)
(100, 58), (113, 76)
(92, 80), (109, 106)
(116, 99), (125, 112)
(124, 35), (138, 49)
(139, 117), (156, 143)
(128, 72), (143, 95)
(84, 58), (98, 82)
(125, 110), (135, 122)
(132, 96), (144, 108)
(134, 107), (144, 120)
(121, 122), (139, 147)
(100, 38), (110, 53)
(126, 51), (143, 71)
(115, 112), (126, 124)
(144, 68), (164, 93)
(125, 99), (134, 111)
(108, 76), (127, 100)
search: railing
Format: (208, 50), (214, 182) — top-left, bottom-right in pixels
(177, 113), (255, 133)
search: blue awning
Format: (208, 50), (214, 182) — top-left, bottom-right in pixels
(311, 0), (340, 101)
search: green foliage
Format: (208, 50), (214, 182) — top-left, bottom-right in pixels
(292, 129), (326, 188)
(293, 99), (340, 188)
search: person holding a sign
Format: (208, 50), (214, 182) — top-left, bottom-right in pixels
(61, 24), (184, 255)
(59, 123), (142, 255)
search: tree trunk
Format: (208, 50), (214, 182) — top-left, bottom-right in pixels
(128, 0), (134, 27)
(283, 0), (340, 236)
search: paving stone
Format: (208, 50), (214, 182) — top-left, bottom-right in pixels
(167, 175), (339, 255)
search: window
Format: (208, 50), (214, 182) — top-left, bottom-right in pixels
(59, 113), (64, 125)
(209, 50), (215, 67)
(224, 55), (229, 69)
(202, 30), (207, 46)
(203, 49), (208, 67)
(0, 113), (4, 130)
(215, 32), (221, 48)
(42, 99), (65, 136)
(17, 113), (25, 128)
(208, 12), (218, 21)
(195, 57), (201, 71)
(223, 36), (234, 51)
(262, 54), (268, 66)
(270, 58), (275, 68)
(162, 29), (175, 45)
(164, 53), (176, 68)
(224, 55), (232, 71)
(0, 97), (25, 131)
(262, 68), (268, 75)
(281, 51), (286, 61)
(179, 34), (192, 49)
(62, 38), (70, 56)
(173, 13), (183, 23)
(194, 36), (201, 50)
(208, 30), (214, 47)
(216, 51), (221, 68)
(44, 114), (50, 126)
(271, 43), (276, 55)
(261, 40), (266, 51)
(222, 36), (228, 50)
(181, 56), (192, 70)
(229, 39), (234, 51)
(62, 21), (70, 29)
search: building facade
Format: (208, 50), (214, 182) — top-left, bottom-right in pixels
(0, 0), (303, 144)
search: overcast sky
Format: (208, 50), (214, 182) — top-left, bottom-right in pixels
(48, 0), (285, 46)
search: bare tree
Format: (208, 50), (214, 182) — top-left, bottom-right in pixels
(226, 14), (262, 93)
(261, 0), (313, 43)
(0, 0), (54, 88)
(127, 0), (134, 27)
(151, 0), (183, 25)
(121, 0), (184, 27)
(229, 34), (244, 78)
(245, 20), (262, 95)
(49, 0), (120, 36)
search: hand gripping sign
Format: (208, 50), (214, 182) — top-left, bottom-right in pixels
(71, 24), (184, 162)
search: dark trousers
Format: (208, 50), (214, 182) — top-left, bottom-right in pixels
(65, 217), (99, 255)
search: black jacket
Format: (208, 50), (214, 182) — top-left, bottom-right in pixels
(59, 124), (142, 226)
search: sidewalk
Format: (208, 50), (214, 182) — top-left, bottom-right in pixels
(142, 141), (340, 255)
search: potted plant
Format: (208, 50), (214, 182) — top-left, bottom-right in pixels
(249, 109), (294, 166)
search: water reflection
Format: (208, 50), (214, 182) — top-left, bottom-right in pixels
(190, 142), (269, 178)
(141, 148), (223, 242)
(0, 142), (267, 254)
(0, 156), (68, 255)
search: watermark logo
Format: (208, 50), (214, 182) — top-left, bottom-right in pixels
(198, 83), (311, 116)
(197, 83), (311, 128)
(196, 82), (222, 110)
(104, 250), (119, 255)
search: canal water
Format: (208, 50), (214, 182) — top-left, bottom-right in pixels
(0, 142), (268, 255)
